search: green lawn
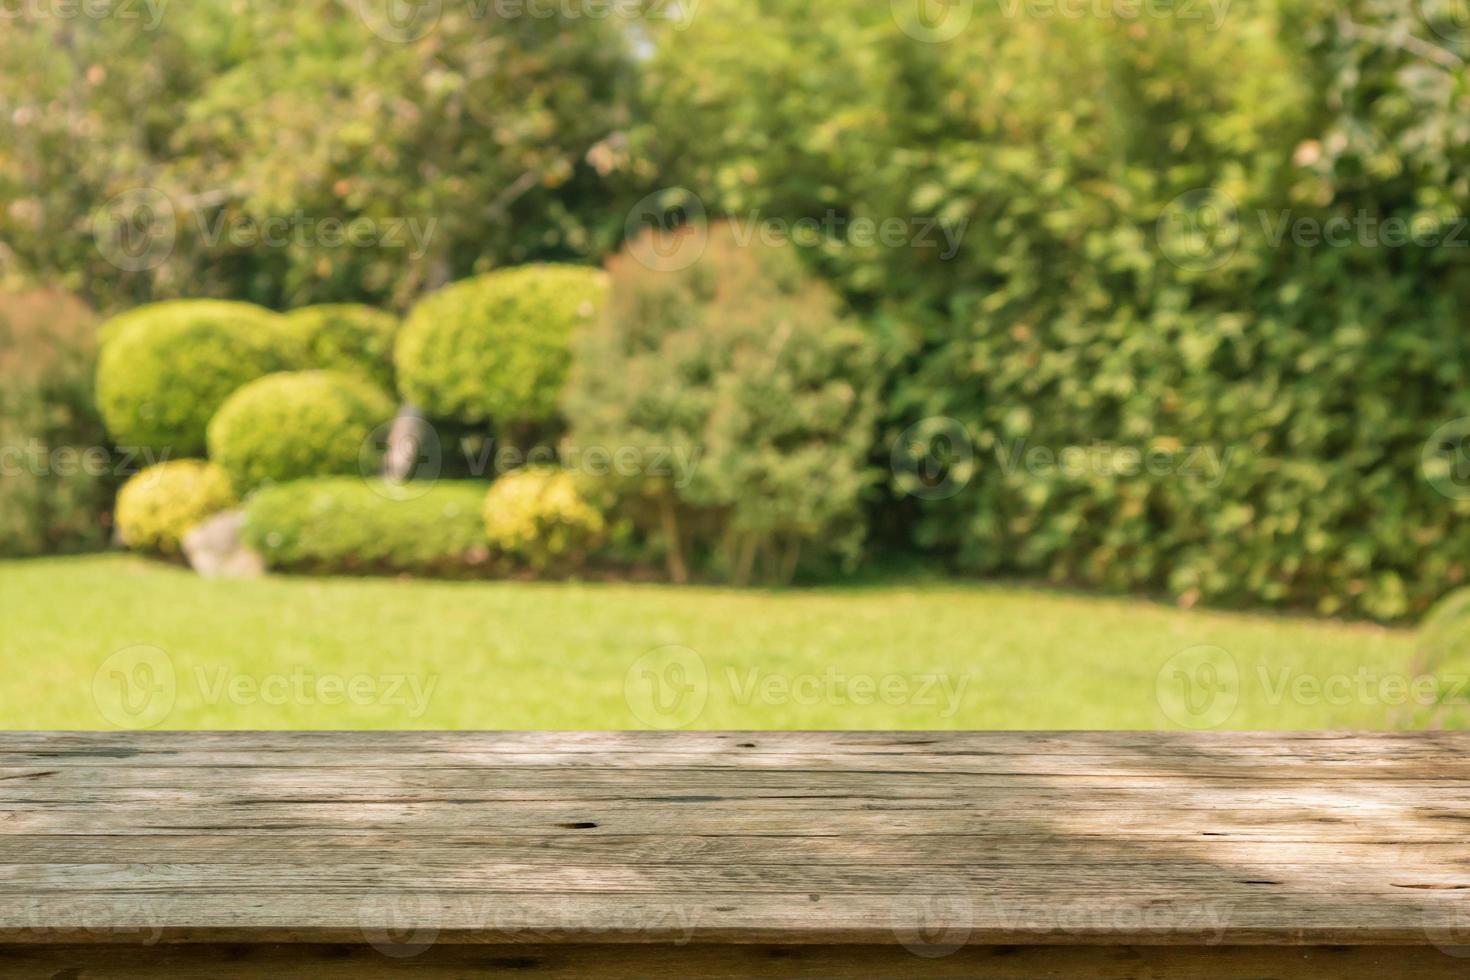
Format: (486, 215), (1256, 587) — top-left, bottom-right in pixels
(0, 554), (1431, 730)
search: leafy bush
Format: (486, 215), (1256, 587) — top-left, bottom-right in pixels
(115, 459), (236, 556)
(243, 478), (491, 576)
(283, 304), (399, 392)
(483, 467), (605, 573)
(96, 301), (296, 456)
(639, 0), (1470, 618)
(2, 3), (642, 313)
(207, 371), (396, 493)
(0, 289), (115, 556)
(396, 264), (607, 431)
(565, 222), (883, 584)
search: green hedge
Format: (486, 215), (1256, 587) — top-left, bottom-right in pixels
(243, 478), (492, 576)
(96, 301), (297, 456)
(115, 459), (237, 556)
(207, 371), (396, 493)
(0, 290), (115, 556)
(396, 264), (607, 428)
(639, 0), (1470, 619)
(283, 304), (399, 392)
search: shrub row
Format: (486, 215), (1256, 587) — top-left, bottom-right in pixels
(242, 479), (493, 577)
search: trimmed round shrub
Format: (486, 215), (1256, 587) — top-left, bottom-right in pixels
(115, 459), (237, 556)
(207, 371), (397, 493)
(396, 264), (607, 427)
(96, 301), (296, 456)
(244, 478), (491, 576)
(0, 289), (116, 556)
(98, 299), (277, 348)
(483, 467), (605, 573)
(283, 304), (399, 392)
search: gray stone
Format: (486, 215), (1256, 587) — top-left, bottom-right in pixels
(182, 510), (265, 579)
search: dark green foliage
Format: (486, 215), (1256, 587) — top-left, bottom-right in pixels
(397, 264), (607, 429)
(565, 222), (884, 585)
(283, 305), (399, 392)
(0, 2), (642, 312)
(0, 290), (115, 556)
(96, 301), (297, 456)
(207, 371), (397, 493)
(243, 478), (491, 577)
(636, 0), (1470, 618)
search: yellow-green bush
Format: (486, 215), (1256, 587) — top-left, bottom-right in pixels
(283, 304), (399, 392)
(396, 264), (607, 428)
(96, 301), (296, 456)
(207, 371), (396, 493)
(115, 459), (236, 556)
(483, 467), (605, 573)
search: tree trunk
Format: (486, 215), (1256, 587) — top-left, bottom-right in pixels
(658, 489), (689, 585)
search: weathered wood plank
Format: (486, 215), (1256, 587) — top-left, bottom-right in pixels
(6, 943), (1469, 979)
(1, 731), (1467, 959)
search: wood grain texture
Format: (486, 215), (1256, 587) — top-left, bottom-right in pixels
(1, 731), (1467, 960)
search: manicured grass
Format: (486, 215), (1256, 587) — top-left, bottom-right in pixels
(0, 554), (1428, 730)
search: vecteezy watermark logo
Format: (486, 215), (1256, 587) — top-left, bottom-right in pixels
(624, 187), (708, 272)
(359, 889), (441, 958)
(1155, 645), (1239, 729)
(1157, 188), (1241, 272)
(1424, 897), (1470, 958)
(91, 647), (440, 727)
(890, 877), (973, 958)
(624, 645), (709, 729)
(360, 421), (703, 498)
(0, 0), (170, 28)
(891, 417), (976, 500)
(360, 413), (444, 501)
(13, 897), (166, 946)
(891, 420), (1234, 499)
(623, 648), (971, 728)
(91, 187), (177, 272)
(995, 0), (1231, 27)
(92, 645), (178, 729)
(1416, 0), (1470, 45)
(1423, 417), (1470, 501)
(891, 0), (973, 42)
(92, 186), (438, 271)
(356, 0), (443, 42)
(1, 442), (172, 480)
(727, 668), (969, 716)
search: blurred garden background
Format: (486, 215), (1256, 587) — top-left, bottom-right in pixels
(2, 0), (1470, 729)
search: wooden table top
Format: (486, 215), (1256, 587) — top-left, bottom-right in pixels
(1, 731), (1467, 949)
